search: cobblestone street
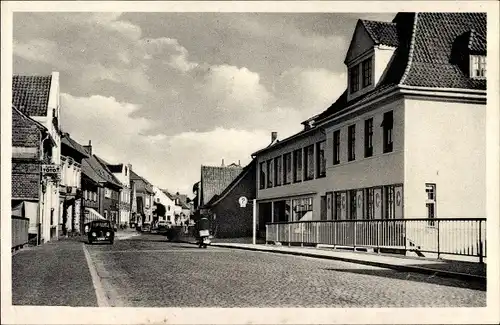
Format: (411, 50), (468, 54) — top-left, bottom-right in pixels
(13, 234), (485, 307)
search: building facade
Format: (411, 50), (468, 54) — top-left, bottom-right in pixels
(130, 170), (154, 224)
(254, 13), (486, 227)
(12, 72), (62, 242)
(59, 133), (88, 235)
(107, 163), (132, 226)
(152, 186), (177, 223)
(205, 160), (256, 238)
(11, 105), (56, 244)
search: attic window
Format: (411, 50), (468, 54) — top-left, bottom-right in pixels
(470, 55), (486, 79)
(349, 65), (360, 93)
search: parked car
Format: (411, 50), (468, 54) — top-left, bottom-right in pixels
(87, 220), (115, 245)
(157, 220), (172, 233)
(141, 222), (151, 233)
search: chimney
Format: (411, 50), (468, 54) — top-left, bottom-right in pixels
(238, 160), (241, 166)
(221, 159), (225, 167)
(271, 132), (278, 143)
(83, 140), (92, 156)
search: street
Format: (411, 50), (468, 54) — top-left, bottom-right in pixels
(12, 233), (485, 308)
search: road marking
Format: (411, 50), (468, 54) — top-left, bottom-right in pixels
(96, 248), (227, 254)
(83, 243), (110, 307)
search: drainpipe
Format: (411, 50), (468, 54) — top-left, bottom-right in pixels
(39, 131), (51, 243)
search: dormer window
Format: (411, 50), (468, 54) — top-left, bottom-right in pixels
(362, 58), (373, 87)
(470, 55), (486, 79)
(349, 65), (360, 93)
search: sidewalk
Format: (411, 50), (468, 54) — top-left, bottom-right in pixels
(178, 236), (486, 284)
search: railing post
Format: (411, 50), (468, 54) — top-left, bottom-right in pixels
(404, 219), (407, 253)
(301, 223), (304, 247)
(437, 219), (440, 259)
(333, 222), (337, 248)
(266, 224), (268, 244)
(288, 223), (291, 246)
(377, 220), (380, 254)
(479, 219), (483, 264)
(353, 221), (357, 251)
(316, 222), (319, 244)
(276, 224), (279, 243)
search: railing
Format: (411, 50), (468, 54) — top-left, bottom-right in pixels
(266, 218), (486, 262)
(12, 216), (29, 251)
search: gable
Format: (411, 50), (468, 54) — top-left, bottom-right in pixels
(345, 22), (375, 65)
(12, 75), (52, 117)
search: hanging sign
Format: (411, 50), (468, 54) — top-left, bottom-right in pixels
(238, 196), (248, 208)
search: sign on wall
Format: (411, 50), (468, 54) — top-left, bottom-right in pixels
(374, 188), (382, 219)
(326, 193), (333, 220)
(238, 196), (248, 208)
(42, 164), (60, 176)
(395, 186), (403, 218)
(356, 190), (364, 219)
(340, 192), (347, 220)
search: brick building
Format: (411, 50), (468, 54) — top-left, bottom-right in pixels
(204, 160), (256, 238)
(11, 105), (56, 243)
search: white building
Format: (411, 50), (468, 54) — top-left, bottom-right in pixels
(152, 186), (177, 223)
(256, 13), (486, 223)
(12, 72), (62, 242)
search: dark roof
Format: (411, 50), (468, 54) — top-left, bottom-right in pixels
(200, 165), (243, 207)
(316, 12), (486, 124)
(130, 170), (154, 194)
(160, 189), (176, 201)
(61, 133), (89, 159)
(361, 20), (400, 47)
(82, 154), (122, 189)
(206, 159), (256, 207)
(107, 164), (124, 173)
(12, 75), (52, 117)
(402, 12), (486, 89)
(12, 105), (51, 149)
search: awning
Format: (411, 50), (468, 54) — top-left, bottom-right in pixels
(84, 207), (105, 224)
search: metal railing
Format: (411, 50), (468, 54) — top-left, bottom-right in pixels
(266, 218), (486, 262)
(12, 216), (29, 251)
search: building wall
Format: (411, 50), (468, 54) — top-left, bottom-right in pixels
(324, 97), (405, 191)
(212, 163), (256, 238)
(256, 129), (327, 221)
(404, 97), (486, 218)
(102, 187), (120, 222)
(152, 186), (176, 222)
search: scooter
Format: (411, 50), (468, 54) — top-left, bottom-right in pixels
(198, 229), (211, 248)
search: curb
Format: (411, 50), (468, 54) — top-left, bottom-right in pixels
(178, 240), (486, 285)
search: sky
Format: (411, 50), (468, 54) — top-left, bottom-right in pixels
(13, 12), (395, 196)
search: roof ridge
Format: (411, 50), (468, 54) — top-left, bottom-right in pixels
(360, 20), (378, 44)
(399, 12), (419, 85)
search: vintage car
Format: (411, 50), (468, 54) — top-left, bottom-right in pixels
(141, 222), (151, 233)
(87, 220), (115, 245)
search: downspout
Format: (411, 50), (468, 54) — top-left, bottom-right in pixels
(39, 131), (51, 244)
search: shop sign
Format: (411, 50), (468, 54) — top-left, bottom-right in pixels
(42, 164), (60, 176)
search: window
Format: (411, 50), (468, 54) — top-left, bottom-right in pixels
(104, 210), (108, 219)
(348, 124), (356, 161)
(316, 141), (326, 178)
(365, 188), (374, 219)
(259, 161), (267, 189)
(267, 159), (274, 188)
(320, 196), (327, 220)
(293, 149), (302, 182)
(304, 145), (315, 180)
(94, 192), (97, 202)
(333, 130), (340, 165)
(349, 190), (357, 220)
(168, 205), (170, 211)
(283, 153), (292, 184)
(349, 65), (360, 93)
(425, 183), (437, 226)
(470, 55), (486, 79)
(292, 197), (313, 221)
(364, 118), (373, 157)
(105, 188), (111, 198)
(334, 192), (342, 220)
(382, 111), (393, 153)
(125, 167), (128, 176)
(274, 156), (282, 186)
(362, 58), (373, 87)
(384, 185), (395, 219)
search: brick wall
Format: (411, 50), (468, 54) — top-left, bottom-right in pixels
(12, 162), (40, 199)
(12, 108), (41, 149)
(212, 162), (256, 238)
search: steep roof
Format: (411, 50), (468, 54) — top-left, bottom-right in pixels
(130, 170), (154, 194)
(12, 105), (51, 149)
(361, 20), (400, 47)
(61, 133), (89, 159)
(206, 159), (256, 207)
(107, 164), (124, 173)
(12, 75), (52, 116)
(82, 154), (122, 189)
(316, 12), (486, 124)
(200, 165), (243, 207)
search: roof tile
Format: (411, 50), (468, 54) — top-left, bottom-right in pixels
(200, 165), (243, 206)
(12, 75), (52, 116)
(361, 20), (400, 47)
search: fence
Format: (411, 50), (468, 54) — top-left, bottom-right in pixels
(12, 216), (29, 251)
(266, 218), (486, 262)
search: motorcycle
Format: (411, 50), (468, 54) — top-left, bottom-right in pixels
(197, 217), (211, 248)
